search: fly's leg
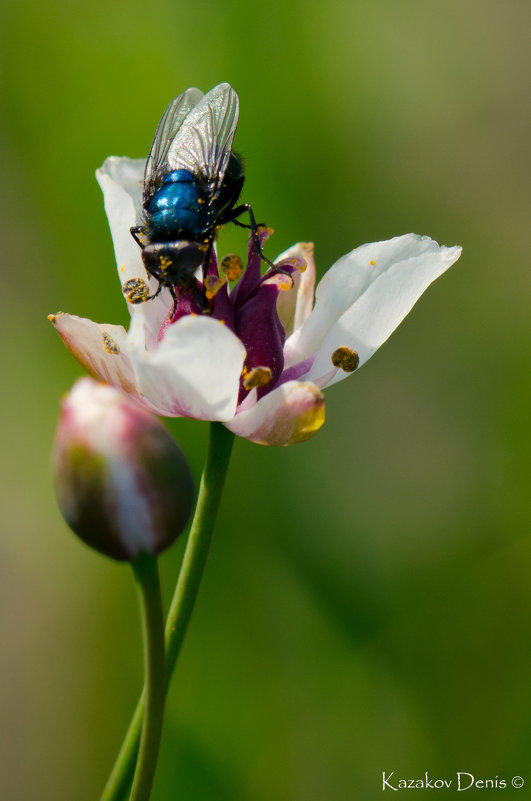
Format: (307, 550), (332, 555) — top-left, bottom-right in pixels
(201, 236), (216, 282)
(169, 284), (178, 319)
(148, 282), (163, 302)
(220, 203), (290, 275)
(130, 225), (147, 248)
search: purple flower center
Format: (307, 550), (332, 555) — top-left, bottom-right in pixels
(159, 228), (306, 406)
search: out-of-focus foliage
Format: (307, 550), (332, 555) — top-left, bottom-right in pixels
(1, 0), (530, 799)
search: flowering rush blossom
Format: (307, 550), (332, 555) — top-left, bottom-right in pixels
(50, 157), (461, 446)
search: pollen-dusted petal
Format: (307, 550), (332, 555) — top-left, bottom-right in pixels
(275, 242), (317, 338)
(284, 234), (461, 371)
(49, 313), (137, 393)
(301, 236), (462, 388)
(96, 156), (173, 348)
(225, 380), (325, 446)
(128, 314), (246, 421)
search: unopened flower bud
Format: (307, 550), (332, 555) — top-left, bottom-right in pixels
(52, 378), (194, 561)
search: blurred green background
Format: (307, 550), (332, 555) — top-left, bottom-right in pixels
(1, 0), (530, 798)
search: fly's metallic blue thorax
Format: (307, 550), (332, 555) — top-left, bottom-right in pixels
(146, 169), (209, 241)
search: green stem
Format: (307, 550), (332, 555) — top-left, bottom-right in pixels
(101, 422), (235, 801)
(129, 555), (165, 801)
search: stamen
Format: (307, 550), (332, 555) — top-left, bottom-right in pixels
(122, 278), (149, 304)
(102, 331), (120, 354)
(278, 256), (308, 273)
(204, 275), (227, 300)
(257, 225), (274, 238)
(331, 346), (359, 372)
(263, 273), (293, 291)
(242, 365), (273, 390)
(220, 253), (243, 282)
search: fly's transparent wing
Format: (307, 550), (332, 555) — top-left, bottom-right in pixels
(143, 87), (204, 203)
(167, 83), (239, 193)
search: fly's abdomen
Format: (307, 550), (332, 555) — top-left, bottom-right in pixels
(146, 169), (208, 240)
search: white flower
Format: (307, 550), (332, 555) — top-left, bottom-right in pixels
(49, 157), (461, 446)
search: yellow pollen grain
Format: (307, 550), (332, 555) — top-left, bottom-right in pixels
(160, 255), (172, 273)
(331, 346), (360, 372)
(48, 314), (56, 323)
(370, 260), (375, 266)
(243, 366), (272, 390)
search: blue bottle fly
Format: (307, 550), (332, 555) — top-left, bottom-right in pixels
(124, 83), (273, 309)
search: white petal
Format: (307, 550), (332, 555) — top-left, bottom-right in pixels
(226, 380), (325, 445)
(49, 312), (138, 393)
(275, 242), (316, 337)
(301, 236), (462, 387)
(96, 156), (146, 284)
(128, 315), (246, 421)
(96, 156), (173, 348)
(284, 234), (455, 367)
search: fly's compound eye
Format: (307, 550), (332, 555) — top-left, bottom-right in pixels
(122, 278), (150, 304)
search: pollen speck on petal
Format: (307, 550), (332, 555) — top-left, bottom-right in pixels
(49, 312), (137, 393)
(102, 331), (120, 354)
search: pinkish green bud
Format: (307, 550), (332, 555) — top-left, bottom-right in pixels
(53, 378), (194, 561)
